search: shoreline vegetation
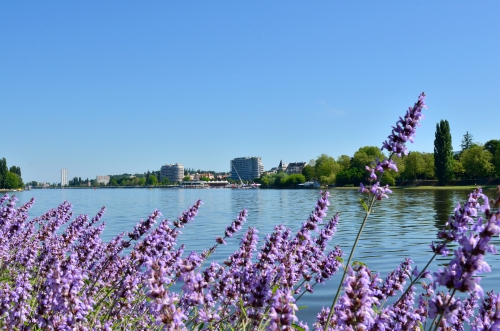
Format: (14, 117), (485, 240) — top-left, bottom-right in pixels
(6, 183), (500, 192)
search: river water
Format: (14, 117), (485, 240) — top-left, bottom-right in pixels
(12, 187), (500, 326)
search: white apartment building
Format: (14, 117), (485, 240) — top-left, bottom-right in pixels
(230, 157), (264, 181)
(96, 175), (110, 185)
(61, 169), (68, 187)
(160, 163), (184, 183)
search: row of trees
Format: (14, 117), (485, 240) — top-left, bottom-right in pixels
(0, 158), (24, 189)
(66, 171), (181, 187)
(435, 120), (500, 184)
(65, 170), (231, 188)
(259, 173), (307, 188)
(258, 124), (499, 188)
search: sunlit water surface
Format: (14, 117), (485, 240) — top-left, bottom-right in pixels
(14, 187), (500, 327)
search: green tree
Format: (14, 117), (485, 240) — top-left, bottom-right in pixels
(337, 155), (351, 172)
(147, 174), (158, 185)
(484, 140), (500, 176)
(314, 154), (340, 184)
(421, 153), (435, 179)
(3, 172), (19, 189)
(301, 165), (316, 181)
(9, 166), (21, 177)
(452, 159), (465, 179)
(381, 172), (396, 186)
(161, 177), (171, 185)
(434, 120), (454, 185)
(461, 131), (474, 152)
(285, 174), (306, 188)
(259, 174), (276, 188)
(109, 178), (118, 186)
(351, 146), (385, 171)
(0, 158), (7, 188)
(460, 145), (493, 179)
(493, 149), (500, 176)
(274, 172), (289, 188)
(335, 168), (365, 186)
(402, 152), (425, 180)
(484, 139), (500, 155)
(183, 176), (191, 182)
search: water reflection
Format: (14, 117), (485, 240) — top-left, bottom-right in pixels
(433, 190), (454, 230)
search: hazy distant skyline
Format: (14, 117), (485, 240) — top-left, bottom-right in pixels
(2, 2), (499, 183)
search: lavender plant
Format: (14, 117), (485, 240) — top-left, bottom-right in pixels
(1, 93), (500, 330)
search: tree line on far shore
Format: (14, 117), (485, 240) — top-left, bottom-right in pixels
(12, 119), (500, 189)
(257, 123), (500, 188)
(0, 158), (24, 189)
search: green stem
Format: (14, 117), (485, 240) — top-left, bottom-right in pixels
(295, 281), (318, 301)
(393, 252), (438, 307)
(323, 192), (377, 330)
(323, 153), (395, 331)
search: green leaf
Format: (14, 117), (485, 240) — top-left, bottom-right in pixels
(297, 305), (308, 310)
(418, 321), (424, 331)
(272, 284), (279, 294)
(292, 324), (307, 331)
(352, 261), (367, 267)
(372, 304), (381, 314)
(239, 298), (248, 318)
(359, 198), (369, 212)
(197, 323), (205, 330)
(335, 256), (344, 263)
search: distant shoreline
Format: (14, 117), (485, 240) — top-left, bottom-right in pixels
(333, 185), (499, 190)
(5, 184), (499, 193)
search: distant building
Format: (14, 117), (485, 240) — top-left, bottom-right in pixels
(61, 169), (68, 187)
(96, 175), (110, 185)
(230, 157), (264, 181)
(267, 167), (278, 174)
(286, 162), (307, 174)
(160, 163), (184, 183)
(278, 160), (288, 172)
(193, 173), (214, 180)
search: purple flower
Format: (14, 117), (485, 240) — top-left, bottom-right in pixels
(224, 208), (248, 238)
(381, 92), (427, 156)
(173, 199), (203, 228)
(429, 291), (462, 326)
(268, 289), (298, 330)
(128, 209), (161, 240)
(335, 265), (379, 329)
(472, 291), (500, 330)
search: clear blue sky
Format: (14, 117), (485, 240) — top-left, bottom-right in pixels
(2, 2), (499, 184)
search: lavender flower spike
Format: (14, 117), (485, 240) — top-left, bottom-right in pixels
(382, 92), (427, 156)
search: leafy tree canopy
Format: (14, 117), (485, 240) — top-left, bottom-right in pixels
(460, 145), (493, 179)
(314, 154), (341, 180)
(301, 165), (316, 181)
(484, 139), (500, 155)
(351, 146), (385, 171)
(337, 155), (351, 171)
